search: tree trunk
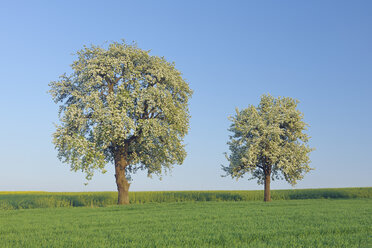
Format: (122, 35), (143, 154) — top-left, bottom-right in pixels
(264, 170), (271, 202)
(114, 149), (130, 205)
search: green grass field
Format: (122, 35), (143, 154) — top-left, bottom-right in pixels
(1, 199), (371, 247)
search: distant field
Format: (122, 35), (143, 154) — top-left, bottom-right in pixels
(1, 199), (371, 247)
(0, 187), (371, 210)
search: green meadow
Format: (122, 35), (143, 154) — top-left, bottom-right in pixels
(1, 198), (371, 248)
(1, 188), (371, 247)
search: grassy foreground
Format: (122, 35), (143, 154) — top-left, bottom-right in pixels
(0, 187), (371, 210)
(1, 199), (371, 247)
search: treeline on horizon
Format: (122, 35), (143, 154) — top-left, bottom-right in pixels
(0, 187), (370, 210)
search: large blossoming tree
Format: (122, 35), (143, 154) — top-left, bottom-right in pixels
(223, 94), (313, 201)
(49, 41), (192, 204)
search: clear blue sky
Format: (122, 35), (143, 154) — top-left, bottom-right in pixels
(0, 0), (371, 191)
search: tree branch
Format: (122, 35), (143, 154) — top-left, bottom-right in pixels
(114, 77), (121, 84)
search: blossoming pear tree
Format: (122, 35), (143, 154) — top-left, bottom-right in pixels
(223, 94), (313, 201)
(49, 41), (192, 204)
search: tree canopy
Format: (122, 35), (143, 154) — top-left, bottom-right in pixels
(49, 41), (192, 204)
(223, 94), (313, 201)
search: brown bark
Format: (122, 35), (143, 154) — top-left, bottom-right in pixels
(108, 77), (131, 205)
(264, 170), (271, 202)
(114, 148), (130, 205)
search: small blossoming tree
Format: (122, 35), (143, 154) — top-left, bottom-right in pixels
(223, 94), (313, 201)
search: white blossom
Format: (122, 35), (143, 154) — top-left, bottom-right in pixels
(49, 41), (192, 181)
(223, 94), (314, 186)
